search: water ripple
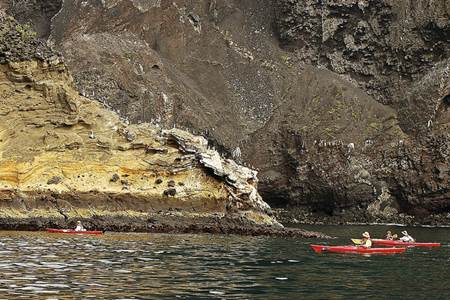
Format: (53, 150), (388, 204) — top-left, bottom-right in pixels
(0, 227), (446, 299)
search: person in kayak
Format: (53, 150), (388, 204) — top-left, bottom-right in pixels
(360, 232), (372, 248)
(75, 220), (86, 232)
(399, 231), (415, 242)
(385, 230), (398, 240)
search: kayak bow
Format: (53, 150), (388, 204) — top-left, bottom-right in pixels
(310, 244), (406, 254)
(46, 228), (103, 235)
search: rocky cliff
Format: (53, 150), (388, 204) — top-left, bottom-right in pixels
(2, 0), (449, 225)
(273, 0), (450, 224)
(0, 12), (330, 237)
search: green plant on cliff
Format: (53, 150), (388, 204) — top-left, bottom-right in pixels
(280, 53), (293, 67)
(369, 121), (382, 132)
(15, 24), (37, 41)
(322, 125), (339, 139)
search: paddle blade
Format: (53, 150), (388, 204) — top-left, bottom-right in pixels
(352, 239), (363, 245)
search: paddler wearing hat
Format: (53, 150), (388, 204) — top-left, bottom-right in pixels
(385, 230), (398, 240)
(360, 232), (372, 248)
(399, 230), (415, 242)
(75, 220), (86, 232)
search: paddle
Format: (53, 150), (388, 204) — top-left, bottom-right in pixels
(351, 238), (362, 245)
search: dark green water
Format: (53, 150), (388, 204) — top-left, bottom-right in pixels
(0, 225), (448, 299)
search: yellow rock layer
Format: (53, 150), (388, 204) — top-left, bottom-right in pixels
(0, 60), (277, 226)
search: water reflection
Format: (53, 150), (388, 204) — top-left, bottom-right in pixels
(0, 227), (447, 299)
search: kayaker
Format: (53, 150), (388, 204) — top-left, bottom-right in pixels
(385, 230), (398, 240)
(399, 231), (415, 242)
(75, 220), (86, 232)
(360, 232), (372, 248)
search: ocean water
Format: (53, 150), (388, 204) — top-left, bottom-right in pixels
(0, 225), (448, 299)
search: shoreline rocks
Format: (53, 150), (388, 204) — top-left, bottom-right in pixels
(275, 207), (450, 227)
(0, 214), (331, 238)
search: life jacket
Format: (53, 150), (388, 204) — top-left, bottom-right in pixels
(362, 238), (372, 248)
(75, 225), (85, 232)
(400, 235), (414, 242)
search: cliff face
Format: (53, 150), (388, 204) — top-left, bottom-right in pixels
(0, 13), (290, 235)
(273, 0), (450, 224)
(3, 0), (450, 225)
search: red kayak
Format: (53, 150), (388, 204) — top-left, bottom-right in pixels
(310, 244), (406, 254)
(372, 239), (441, 247)
(46, 228), (103, 235)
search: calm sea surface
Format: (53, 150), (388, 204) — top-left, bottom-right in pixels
(0, 225), (448, 299)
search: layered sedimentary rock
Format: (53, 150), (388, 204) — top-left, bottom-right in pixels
(3, 0), (449, 225)
(0, 13), (314, 236)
